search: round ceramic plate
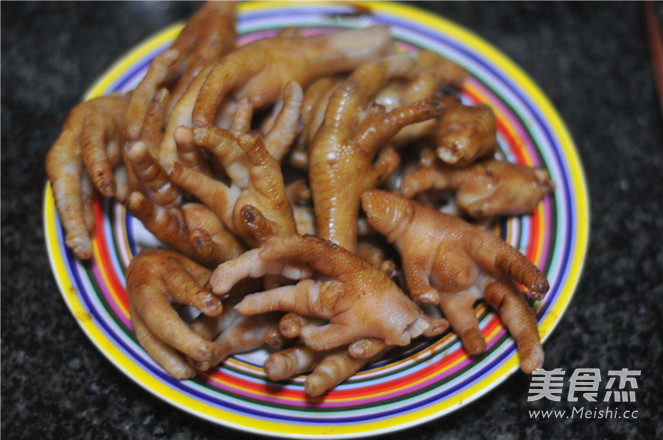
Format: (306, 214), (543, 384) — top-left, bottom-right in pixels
(44, 2), (589, 438)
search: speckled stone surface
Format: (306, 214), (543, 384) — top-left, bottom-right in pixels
(2, 2), (662, 439)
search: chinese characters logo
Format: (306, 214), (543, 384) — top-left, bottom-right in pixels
(528, 368), (641, 403)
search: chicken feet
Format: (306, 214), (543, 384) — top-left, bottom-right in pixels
(189, 305), (283, 371)
(401, 158), (555, 219)
(126, 249), (223, 379)
(46, 93), (130, 259)
(168, 129), (297, 247)
(192, 26), (395, 128)
(123, 1), (236, 149)
(309, 53), (446, 251)
(432, 96), (497, 167)
(210, 235), (428, 352)
(361, 189), (548, 372)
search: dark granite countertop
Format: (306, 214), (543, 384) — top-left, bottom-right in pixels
(2, 2), (662, 439)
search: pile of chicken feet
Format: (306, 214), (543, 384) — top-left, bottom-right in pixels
(46, 2), (555, 397)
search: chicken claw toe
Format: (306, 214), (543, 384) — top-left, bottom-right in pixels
(438, 292), (486, 355)
(278, 313), (310, 339)
(125, 140), (181, 207)
(483, 279), (544, 372)
(126, 191), (243, 266)
(264, 342), (389, 398)
(263, 343), (321, 382)
(305, 346), (389, 397)
(131, 309), (198, 380)
(80, 111), (120, 197)
(191, 310), (282, 371)
(210, 247), (313, 296)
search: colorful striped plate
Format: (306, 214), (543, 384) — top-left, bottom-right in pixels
(43, 2), (589, 438)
